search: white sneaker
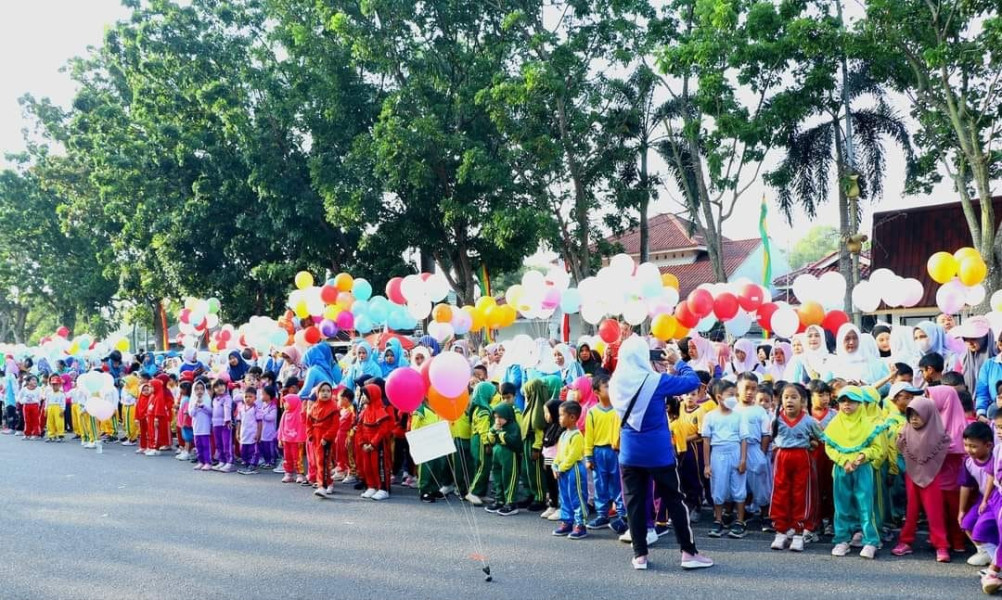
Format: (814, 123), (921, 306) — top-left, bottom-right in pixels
(361, 488), (377, 499)
(95, 442), (103, 454)
(439, 485), (456, 496)
(372, 490), (389, 501)
(464, 493), (483, 506)
(632, 556), (648, 570)
(176, 452), (190, 461)
(619, 530), (632, 543)
(790, 535), (805, 552)
(547, 510), (563, 521)
(145, 449), (159, 457)
(326, 485), (335, 495)
(771, 532), (788, 550)
(134, 447), (144, 453)
(540, 507), (556, 519)
(315, 487), (334, 499)
(832, 542), (851, 557)
(121, 440), (135, 446)
(859, 544), (877, 559)
(646, 529), (659, 546)
(341, 475), (358, 485)
(85, 442), (96, 449)
(850, 532), (863, 548)
(689, 509), (701, 523)
(970, 546), (994, 566)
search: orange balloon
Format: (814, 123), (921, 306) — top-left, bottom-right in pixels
(475, 296), (497, 312)
(673, 325), (690, 340)
(333, 272), (354, 292)
(497, 305), (517, 328)
(796, 301), (825, 327)
(428, 388), (470, 422)
(432, 303), (453, 323)
(661, 273), (679, 290)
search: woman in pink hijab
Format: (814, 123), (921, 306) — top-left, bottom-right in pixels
(927, 385), (970, 552)
(569, 375), (597, 433)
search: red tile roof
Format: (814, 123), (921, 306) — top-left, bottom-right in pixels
(870, 198), (1002, 309)
(659, 238), (761, 297)
(606, 213), (731, 254)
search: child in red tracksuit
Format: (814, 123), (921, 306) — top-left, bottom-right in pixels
(306, 382), (339, 499)
(356, 384), (393, 501)
(135, 381), (152, 454)
(147, 379), (171, 454)
(335, 388), (355, 480)
(769, 383), (823, 552)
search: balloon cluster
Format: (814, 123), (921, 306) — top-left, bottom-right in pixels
(177, 297), (222, 348)
(384, 346), (472, 419)
(927, 248), (988, 314)
(37, 327), (130, 362)
(851, 269), (925, 313)
(388, 273), (515, 340)
(574, 255), (679, 327)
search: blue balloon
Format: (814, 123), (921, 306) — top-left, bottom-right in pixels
(352, 278), (373, 301)
(350, 299), (370, 317)
(559, 288), (582, 314)
(387, 307), (409, 331)
(368, 296), (389, 324)
(355, 314), (374, 334)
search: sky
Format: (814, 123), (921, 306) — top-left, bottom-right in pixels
(0, 1), (965, 256)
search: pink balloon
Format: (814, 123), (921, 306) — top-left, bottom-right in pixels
(336, 311), (355, 331)
(429, 351), (472, 398)
(385, 368), (426, 413)
(541, 288), (561, 310)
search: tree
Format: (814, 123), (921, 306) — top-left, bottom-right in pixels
(864, 0), (1002, 292)
(765, 63), (914, 310)
(787, 225), (840, 270)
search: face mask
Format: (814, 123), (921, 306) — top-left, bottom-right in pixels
(723, 397), (738, 410)
(917, 339), (931, 353)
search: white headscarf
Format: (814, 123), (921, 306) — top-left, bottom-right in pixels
(730, 338), (760, 375)
(799, 324), (832, 378)
(533, 338), (560, 375)
(410, 347), (430, 372)
(687, 335), (715, 373)
(830, 324), (887, 384)
(610, 336), (661, 431)
(764, 342), (792, 382)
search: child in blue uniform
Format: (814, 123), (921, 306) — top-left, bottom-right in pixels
(552, 401), (589, 540)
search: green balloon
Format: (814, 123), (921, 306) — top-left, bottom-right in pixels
(207, 298), (220, 315)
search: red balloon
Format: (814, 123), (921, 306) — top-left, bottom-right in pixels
(737, 283), (764, 312)
(238, 334), (247, 347)
(822, 310), (850, 335)
(712, 292), (739, 321)
(675, 302), (700, 329)
(179, 308), (191, 324)
(303, 326), (321, 345)
(756, 302), (779, 331)
(56, 326), (69, 338)
(598, 318), (620, 344)
(687, 289), (714, 318)
(320, 285), (338, 305)
(420, 355), (434, 391)
(386, 277), (405, 304)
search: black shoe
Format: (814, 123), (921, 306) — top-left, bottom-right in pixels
(708, 521), (725, 538)
(353, 482), (366, 490)
(722, 511), (735, 526)
(761, 518), (775, 533)
(431, 491), (445, 499)
(420, 493), (436, 503)
(497, 504), (519, 516)
(484, 502), (502, 514)
(527, 501), (547, 512)
(515, 498), (532, 509)
(728, 521), (748, 539)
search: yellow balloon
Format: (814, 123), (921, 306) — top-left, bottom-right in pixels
(114, 338), (130, 352)
(68, 342), (79, 355)
(504, 285), (524, 307)
(954, 247), (980, 264)
(958, 256), (988, 286)
(294, 300), (310, 319)
(926, 252), (958, 285)
(661, 273), (679, 290)
(673, 325), (690, 340)
(463, 305), (485, 330)
(498, 305), (517, 328)
(208, 340), (218, 352)
(593, 340), (606, 356)
(323, 305), (341, 321)
(184, 297), (199, 310)
(476, 296), (497, 312)
(651, 314), (677, 341)
(294, 271), (314, 290)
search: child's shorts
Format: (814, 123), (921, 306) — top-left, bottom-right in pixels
(181, 427), (194, 443)
(962, 493), (1002, 544)
(710, 443), (748, 505)
(745, 444), (773, 504)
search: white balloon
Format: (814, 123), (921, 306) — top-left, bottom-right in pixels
(882, 276), (907, 308)
(623, 300), (648, 326)
(992, 290), (1002, 312)
(852, 280), (881, 313)
(901, 278), (925, 308)
(869, 268), (896, 288)
(770, 307), (800, 338)
(987, 311), (1002, 336)
(578, 276), (599, 298)
(400, 274), (426, 302)
(84, 398), (115, 421)
(545, 264), (571, 291)
(609, 253), (636, 278)
(696, 314), (717, 333)
(635, 262), (662, 286)
(965, 283), (987, 307)
(521, 269), (546, 291)
(427, 321), (454, 342)
(407, 300), (431, 320)
(792, 274), (820, 304)
(426, 274), (451, 302)
(581, 302), (606, 325)
(817, 271), (847, 307)
(725, 310), (753, 337)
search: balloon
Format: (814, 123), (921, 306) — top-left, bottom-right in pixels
(332, 272), (353, 292)
(462, 306), (485, 331)
(958, 256), (988, 286)
(385, 368), (427, 413)
(541, 288), (561, 311)
(521, 269), (546, 291)
(84, 397), (115, 421)
(451, 309), (473, 335)
(936, 282), (965, 314)
(560, 288), (582, 314)
(868, 268), (896, 289)
(580, 302), (605, 325)
(432, 303), (453, 324)
(687, 289), (714, 318)
(965, 283), (987, 307)
(696, 314), (717, 333)
(295, 271), (314, 290)
(851, 280), (881, 313)
(336, 311), (355, 331)
(428, 388), (469, 422)
(822, 309), (850, 334)
(756, 302), (779, 331)
(336, 291), (355, 310)
(724, 310), (753, 337)
(207, 297), (220, 315)
(927, 252), (958, 284)
(797, 301), (825, 327)
(425, 274), (450, 303)
(427, 320), (454, 342)
(609, 253), (636, 277)
(346, 278), (371, 302)
(401, 275), (425, 302)
(954, 247), (980, 264)
(792, 274), (820, 304)
(184, 297), (199, 311)
(675, 302), (700, 329)
(712, 292), (739, 321)
(651, 314), (677, 341)
(992, 290), (1002, 312)
(598, 318), (620, 343)
(505, 284), (525, 308)
(56, 326), (69, 338)
(320, 319), (338, 338)
(354, 314), (374, 334)
(429, 351), (471, 398)
(770, 307), (800, 338)
(386, 277), (406, 305)
(622, 300), (647, 326)
(661, 273), (679, 290)
(817, 272), (847, 308)
(320, 285), (338, 305)
(323, 304), (341, 321)
(476, 296), (497, 312)
(387, 307), (409, 330)
(493, 305), (517, 328)
(114, 338), (130, 352)
(736, 283), (764, 312)
(303, 326), (321, 345)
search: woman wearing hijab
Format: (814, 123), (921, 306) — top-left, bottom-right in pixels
(381, 338), (409, 377)
(951, 316), (996, 395)
(277, 345), (302, 387)
(226, 350), (249, 383)
(451, 340), (477, 368)
(763, 342), (792, 383)
(610, 336), (712, 571)
(140, 353), (158, 378)
(553, 344), (584, 387)
(686, 335), (719, 378)
(178, 348), (206, 379)
(871, 324), (893, 359)
(828, 324), (890, 388)
(577, 343), (602, 376)
(345, 341), (383, 390)
(298, 344), (342, 400)
(713, 343), (731, 378)
(974, 331), (1002, 418)
(410, 347), (431, 371)
(787, 325), (833, 384)
(927, 386), (970, 553)
(914, 321), (961, 373)
(417, 335), (441, 357)
(728, 338), (760, 379)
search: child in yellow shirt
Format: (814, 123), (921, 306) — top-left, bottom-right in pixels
(584, 373), (627, 534)
(553, 400), (589, 540)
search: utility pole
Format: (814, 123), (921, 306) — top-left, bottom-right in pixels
(836, 0), (863, 326)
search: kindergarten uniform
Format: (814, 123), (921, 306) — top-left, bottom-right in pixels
(258, 402), (278, 466)
(701, 409), (747, 505)
(770, 413), (823, 535)
(237, 403), (262, 465)
(17, 386), (42, 438)
(554, 428), (589, 527)
(411, 402), (448, 497)
(585, 404), (624, 519)
(675, 407), (704, 510)
(489, 403), (522, 507)
(188, 395), (213, 467)
(737, 403), (773, 510)
(119, 383), (139, 443)
(211, 393), (234, 466)
(960, 449), (1001, 549)
(43, 388), (66, 439)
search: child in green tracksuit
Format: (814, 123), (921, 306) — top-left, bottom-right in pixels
(486, 402), (522, 516)
(518, 378), (553, 512)
(466, 382), (497, 505)
(411, 400), (449, 503)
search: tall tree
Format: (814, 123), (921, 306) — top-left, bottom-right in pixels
(865, 0), (1002, 289)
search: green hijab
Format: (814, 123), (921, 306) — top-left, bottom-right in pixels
(467, 381), (497, 417)
(521, 378), (549, 438)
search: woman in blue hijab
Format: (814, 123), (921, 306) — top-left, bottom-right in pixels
(226, 350), (249, 382)
(380, 338), (409, 377)
(345, 341), (384, 390)
(299, 343), (342, 399)
(417, 335), (441, 356)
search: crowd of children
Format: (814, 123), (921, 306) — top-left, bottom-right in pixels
(3, 317), (1002, 593)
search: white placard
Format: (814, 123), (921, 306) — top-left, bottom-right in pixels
(405, 420), (456, 465)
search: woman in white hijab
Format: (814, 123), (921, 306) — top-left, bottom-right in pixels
(727, 338), (761, 379)
(828, 324), (890, 388)
(763, 342), (792, 383)
(552, 343), (584, 387)
(787, 325), (832, 384)
(609, 336), (712, 571)
(686, 335), (718, 376)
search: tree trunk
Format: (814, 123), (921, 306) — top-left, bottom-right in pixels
(419, 248), (436, 274)
(833, 126), (853, 315)
(151, 299), (166, 351)
(555, 95), (591, 282)
(639, 139), (650, 264)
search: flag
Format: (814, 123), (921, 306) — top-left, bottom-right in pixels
(759, 195), (772, 287)
(479, 264), (492, 342)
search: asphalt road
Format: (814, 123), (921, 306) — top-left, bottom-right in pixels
(0, 435), (986, 600)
